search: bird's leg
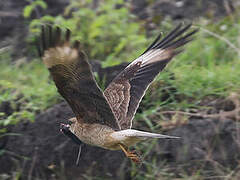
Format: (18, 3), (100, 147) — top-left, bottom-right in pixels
(119, 144), (141, 164)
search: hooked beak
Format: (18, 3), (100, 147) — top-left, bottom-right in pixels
(60, 123), (84, 166)
(60, 123), (82, 145)
(60, 123), (70, 132)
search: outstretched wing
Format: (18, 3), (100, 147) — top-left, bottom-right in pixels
(37, 26), (120, 130)
(104, 23), (198, 130)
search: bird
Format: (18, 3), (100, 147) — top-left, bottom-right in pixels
(37, 23), (198, 163)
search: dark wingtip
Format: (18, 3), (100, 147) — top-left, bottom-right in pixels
(142, 22), (195, 55)
(54, 26), (62, 46)
(164, 25), (198, 49)
(157, 22), (198, 50)
(141, 32), (162, 55)
(37, 25), (74, 58)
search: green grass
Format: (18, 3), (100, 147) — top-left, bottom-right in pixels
(0, 54), (60, 126)
(171, 18), (240, 99)
(0, 59), (58, 107)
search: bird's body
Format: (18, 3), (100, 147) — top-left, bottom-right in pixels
(68, 118), (177, 151)
(70, 122), (136, 150)
(69, 119), (117, 149)
(37, 23), (198, 163)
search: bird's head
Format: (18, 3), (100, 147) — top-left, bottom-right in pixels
(68, 117), (77, 129)
(60, 117), (77, 132)
(60, 123), (70, 133)
(60, 120), (83, 166)
(60, 118), (82, 145)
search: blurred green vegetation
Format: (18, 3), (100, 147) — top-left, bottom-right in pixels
(0, 55), (59, 127)
(1, 0), (240, 179)
(27, 0), (147, 67)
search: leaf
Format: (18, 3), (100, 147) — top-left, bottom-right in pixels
(113, 38), (127, 54)
(23, 0), (47, 18)
(41, 15), (56, 22)
(35, 0), (47, 9)
(0, 128), (7, 134)
(23, 5), (33, 18)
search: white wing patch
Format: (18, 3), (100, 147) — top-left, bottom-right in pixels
(125, 48), (171, 70)
(43, 46), (78, 68)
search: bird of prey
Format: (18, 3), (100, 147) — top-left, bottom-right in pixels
(37, 23), (197, 163)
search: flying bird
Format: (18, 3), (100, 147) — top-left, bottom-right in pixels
(37, 23), (198, 163)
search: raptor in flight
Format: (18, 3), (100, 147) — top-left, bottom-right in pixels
(38, 23), (197, 163)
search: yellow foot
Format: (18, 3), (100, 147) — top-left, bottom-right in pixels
(119, 144), (142, 164)
(127, 150), (141, 164)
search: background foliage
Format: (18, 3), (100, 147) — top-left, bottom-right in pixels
(1, 0), (240, 179)
(27, 0), (147, 67)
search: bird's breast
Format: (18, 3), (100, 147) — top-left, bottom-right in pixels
(71, 123), (116, 148)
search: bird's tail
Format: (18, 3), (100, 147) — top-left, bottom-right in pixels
(111, 129), (179, 141)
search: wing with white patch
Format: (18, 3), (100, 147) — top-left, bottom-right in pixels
(37, 26), (120, 130)
(104, 23), (198, 130)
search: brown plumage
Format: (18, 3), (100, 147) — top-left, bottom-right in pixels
(37, 23), (198, 163)
(104, 23), (198, 129)
(38, 25), (120, 130)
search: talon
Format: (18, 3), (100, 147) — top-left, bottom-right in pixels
(119, 144), (142, 164)
(130, 155), (141, 164)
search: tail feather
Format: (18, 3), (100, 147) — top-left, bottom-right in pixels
(130, 130), (180, 139)
(111, 129), (180, 141)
